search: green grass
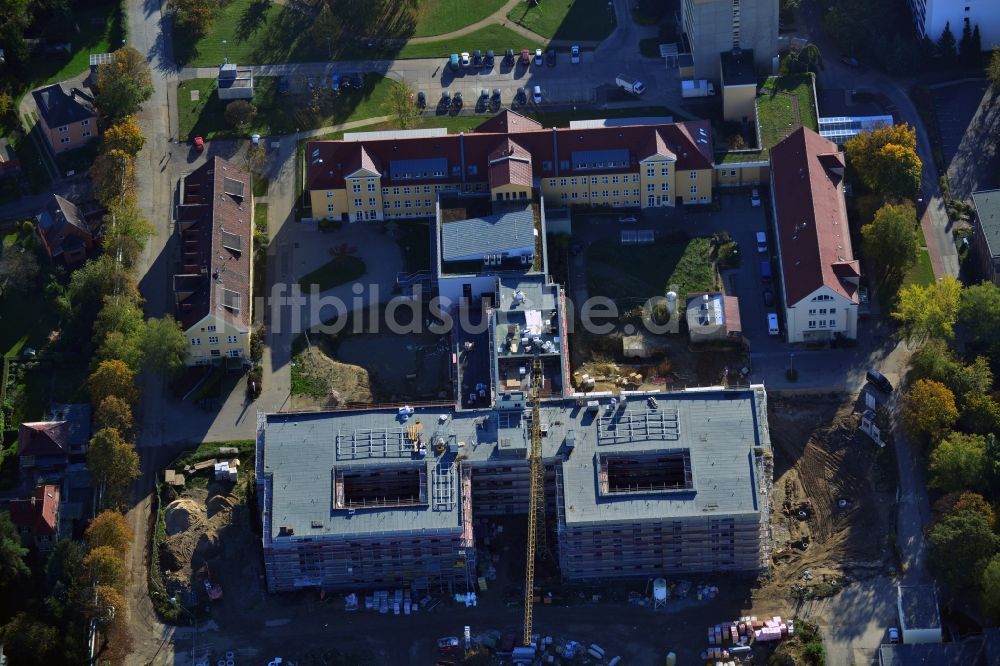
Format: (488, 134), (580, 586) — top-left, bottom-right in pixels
(412, 0), (507, 37)
(396, 24), (545, 59)
(25, 3), (124, 87)
(172, 440), (256, 469)
(586, 236), (714, 304)
(757, 74), (818, 150)
(506, 0), (617, 40)
(0, 286), (58, 357)
(54, 142), (98, 178)
(639, 38), (661, 58)
(252, 174), (268, 197)
(177, 74), (394, 140)
(903, 247), (935, 287)
(299, 255), (367, 292)
(254, 202), (268, 227)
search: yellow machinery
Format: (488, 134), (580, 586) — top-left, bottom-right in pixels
(522, 357), (545, 646)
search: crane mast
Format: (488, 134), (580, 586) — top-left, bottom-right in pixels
(522, 357), (545, 646)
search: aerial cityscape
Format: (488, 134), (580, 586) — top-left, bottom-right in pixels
(1, 0), (1000, 664)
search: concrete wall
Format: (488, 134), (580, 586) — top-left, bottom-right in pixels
(723, 84), (757, 123)
(681, 0), (778, 81)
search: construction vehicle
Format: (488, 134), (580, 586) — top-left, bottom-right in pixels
(522, 357), (545, 646)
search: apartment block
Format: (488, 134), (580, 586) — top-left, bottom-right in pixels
(173, 157), (254, 366)
(908, 0), (1000, 50)
(680, 0), (778, 81)
(306, 111), (716, 223)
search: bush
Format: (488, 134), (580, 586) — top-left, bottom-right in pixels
(804, 641), (826, 665)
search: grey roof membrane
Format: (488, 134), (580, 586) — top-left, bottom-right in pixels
(899, 584), (941, 630)
(972, 189), (1000, 257)
(440, 207), (535, 262)
(260, 387), (770, 540)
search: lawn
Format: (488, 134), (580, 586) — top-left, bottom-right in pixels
(178, 74), (395, 140)
(396, 24), (546, 59)
(757, 74), (818, 150)
(25, 2), (124, 87)
(586, 236), (715, 305)
(412, 0), (508, 37)
(299, 255), (367, 292)
(54, 142), (98, 178)
(0, 283), (58, 357)
(506, 0), (617, 41)
(903, 247), (935, 287)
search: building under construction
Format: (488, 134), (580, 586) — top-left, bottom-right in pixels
(256, 386), (772, 592)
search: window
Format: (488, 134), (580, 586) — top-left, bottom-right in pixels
(353, 198), (362, 207)
(808, 309), (816, 315)
(229, 349), (241, 358)
(571, 192), (578, 199)
(208, 336), (219, 344)
(612, 190), (619, 198)
(326, 191), (333, 198)
(661, 166), (669, 176)
(819, 308), (827, 314)
(661, 183), (669, 191)
(602, 190), (609, 198)
(369, 197), (376, 206)
(83, 131), (92, 137)
(612, 175), (619, 184)
(58, 126), (69, 133)
(393, 187), (400, 195)
(403, 187), (411, 195)
(405, 200), (412, 208)
(328, 204), (335, 212)
(648, 195), (655, 207)
(81, 120), (90, 127)
(60, 137), (71, 144)
(210, 349), (221, 357)
(632, 174), (639, 183)
(367, 182), (375, 192)
(382, 187), (389, 195)
(591, 176), (598, 184)
(207, 325), (217, 332)
(542, 161), (553, 171)
(808, 320), (816, 329)
(424, 199), (432, 207)
(383, 201), (390, 208)
(646, 167), (655, 177)
(647, 184), (655, 192)
(829, 308), (836, 314)
(690, 171), (697, 180)
(601, 176), (609, 184)
(560, 178), (567, 187)
(560, 193), (568, 200)
(228, 335), (238, 343)
(690, 185), (697, 194)
(394, 201), (401, 209)
(191, 338), (201, 346)
(828, 319), (836, 327)
(352, 182), (361, 193)
(570, 177), (578, 186)
(730, 169), (737, 176)
(559, 160), (570, 170)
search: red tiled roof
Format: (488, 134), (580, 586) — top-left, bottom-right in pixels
(306, 117), (714, 192)
(8, 484), (60, 537)
(488, 138), (533, 188)
(173, 157), (253, 331)
(18, 422), (70, 457)
(474, 109), (542, 134)
(770, 128), (858, 307)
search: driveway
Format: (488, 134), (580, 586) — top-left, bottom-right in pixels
(797, 577), (899, 666)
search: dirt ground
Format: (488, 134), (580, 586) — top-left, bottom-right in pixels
(756, 395), (896, 603)
(291, 346), (374, 410)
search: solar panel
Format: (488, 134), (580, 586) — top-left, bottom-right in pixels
(223, 177), (245, 198)
(221, 230), (242, 253)
(221, 288), (241, 313)
(570, 148), (630, 170)
(390, 157), (448, 181)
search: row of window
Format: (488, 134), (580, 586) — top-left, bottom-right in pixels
(807, 320), (838, 329)
(807, 308), (836, 315)
(59, 131), (91, 144)
(58, 120), (90, 132)
(191, 335), (240, 345)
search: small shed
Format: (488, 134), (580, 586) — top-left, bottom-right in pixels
(217, 63), (254, 100)
(686, 293), (742, 342)
(897, 584), (941, 644)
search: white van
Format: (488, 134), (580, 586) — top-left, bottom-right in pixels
(767, 313), (779, 336)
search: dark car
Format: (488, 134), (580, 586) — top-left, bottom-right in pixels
(763, 288), (773, 307)
(416, 91), (426, 109)
(439, 91), (451, 112)
(546, 48), (556, 67)
(349, 72), (363, 88)
(484, 49), (495, 69)
(278, 76), (289, 94)
(490, 88), (501, 110)
(452, 91), (463, 109)
(504, 48), (515, 65)
(515, 87), (526, 104)
(840, 56), (860, 67)
(866, 368), (894, 393)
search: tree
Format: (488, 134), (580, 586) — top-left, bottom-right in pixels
(928, 509), (998, 589)
(96, 331), (143, 370)
(82, 545), (127, 591)
(138, 316), (187, 375)
(937, 21), (957, 61)
(861, 202), (918, 285)
(988, 47), (1000, 88)
(102, 116), (145, 156)
(225, 100), (257, 130)
(87, 429), (140, 511)
(792, 44), (823, 73)
(89, 360), (139, 406)
(902, 379), (958, 442)
(94, 46), (154, 121)
(67, 255), (141, 335)
(94, 396), (134, 437)
(85, 511), (133, 558)
(983, 554), (1000, 623)
(0, 613), (63, 666)
(94, 296), (144, 347)
(102, 201), (154, 269)
(892, 276), (962, 342)
(961, 391), (1000, 435)
(384, 80), (419, 129)
(844, 124), (921, 200)
(958, 281), (1000, 343)
(169, 0), (218, 37)
(90, 148), (136, 207)
(934, 491), (996, 528)
(93, 584), (127, 631)
(0, 511), (29, 586)
(0, 246), (40, 293)
(929, 431), (988, 492)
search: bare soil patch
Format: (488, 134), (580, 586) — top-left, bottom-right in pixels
(291, 345), (374, 410)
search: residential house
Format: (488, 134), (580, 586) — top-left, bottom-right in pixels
(907, 0), (1000, 52)
(306, 110), (716, 223)
(680, 0), (777, 81)
(35, 194), (96, 265)
(769, 127), (859, 343)
(7, 483), (61, 552)
(31, 83), (97, 154)
(49, 403), (91, 455)
(0, 138), (19, 177)
(173, 157), (253, 366)
(971, 189), (1000, 286)
(17, 421), (71, 474)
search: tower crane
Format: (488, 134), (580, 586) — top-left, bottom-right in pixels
(522, 357), (545, 646)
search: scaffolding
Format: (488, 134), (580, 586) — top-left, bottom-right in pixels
(336, 428), (411, 459)
(596, 407), (680, 445)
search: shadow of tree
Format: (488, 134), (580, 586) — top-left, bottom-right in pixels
(236, 0), (274, 43)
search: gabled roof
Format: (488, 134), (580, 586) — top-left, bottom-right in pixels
(18, 421), (71, 458)
(770, 127), (858, 307)
(8, 484), (60, 537)
(474, 109), (542, 134)
(32, 84), (96, 127)
(345, 145), (381, 177)
(173, 157), (253, 331)
(641, 129), (676, 161)
(35, 194), (91, 258)
(488, 138), (533, 189)
(441, 207), (535, 262)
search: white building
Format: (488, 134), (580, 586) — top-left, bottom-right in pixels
(908, 0), (1000, 49)
(769, 128), (859, 344)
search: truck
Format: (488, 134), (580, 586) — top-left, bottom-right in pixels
(615, 74), (645, 96)
(681, 79), (716, 98)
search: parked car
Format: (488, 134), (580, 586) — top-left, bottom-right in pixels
(278, 76), (289, 94)
(453, 91), (463, 109)
(619, 215), (638, 224)
(330, 74), (341, 91)
(416, 91), (426, 109)
(756, 231), (767, 253)
(484, 49), (495, 69)
(763, 289), (774, 307)
(460, 52), (471, 67)
(472, 49), (483, 68)
(440, 91), (451, 109)
(193, 136), (205, 152)
(841, 56), (860, 67)
(449, 53), (460, 70)
(438, 637), (461, 654)
(534, 48), (543, 66)
(532, 85), (542, 103)
(570, 44), (581, 63)
(767, 313), (779, 336)
(888, 628), (900, 644)
(520, 49), (531, 66)
(514, 87), (526, 104)
(546, 48), (556, 66)
(867, 368), (894, 393)
(490, 88), (501, 110)
(751, 188), (761, 207)
(349, 72), (363, 88)
(504, 48), (515, 65)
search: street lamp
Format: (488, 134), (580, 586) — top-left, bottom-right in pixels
(222, 39), (229, 65)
